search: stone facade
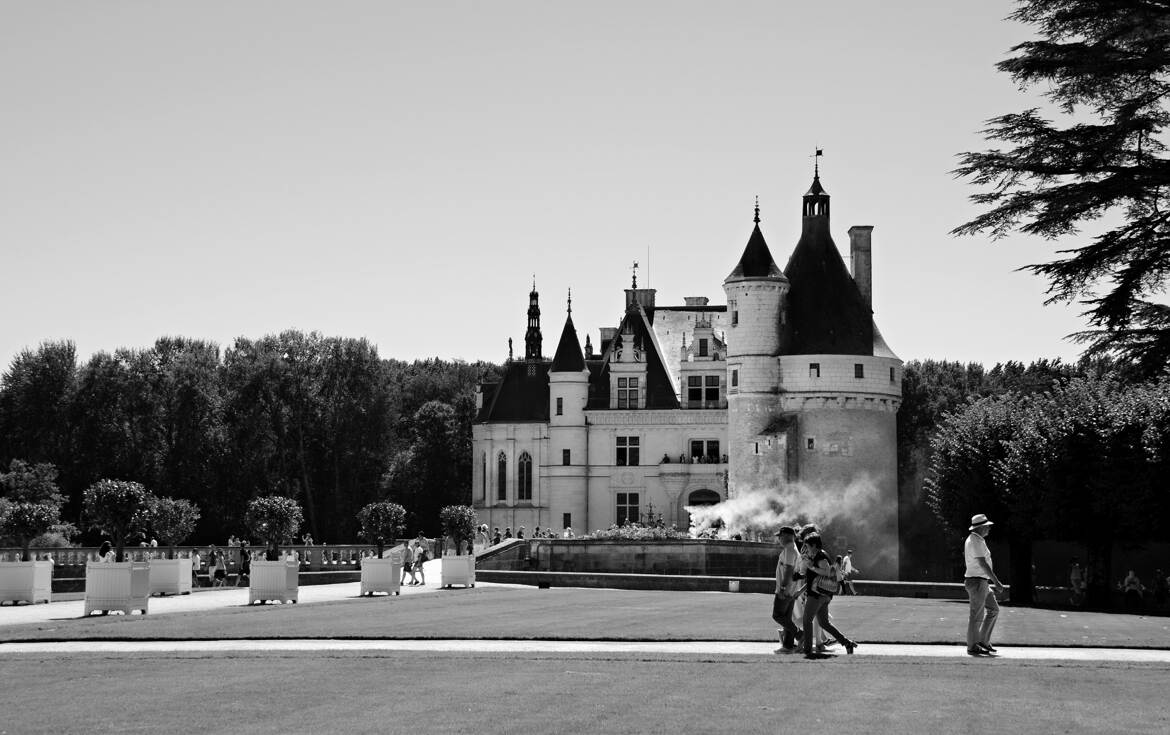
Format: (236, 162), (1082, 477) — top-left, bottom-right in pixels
(474, 172), (903, 578)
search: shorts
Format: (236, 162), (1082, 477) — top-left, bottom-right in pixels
(214, 569), (226, 580)
(403, 562), (413, 572)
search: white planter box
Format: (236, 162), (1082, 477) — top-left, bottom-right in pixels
(84, 562), (150, 615)
(249, 559), (299, 604)
(441, 553), (476, 588)
(0, 560), (53, 605)
(148, 557), (193, 596)
(360, 552), (403, 596)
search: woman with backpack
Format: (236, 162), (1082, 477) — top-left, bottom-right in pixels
(800, 534), (858, 658)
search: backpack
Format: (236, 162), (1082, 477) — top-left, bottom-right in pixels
(814, 557), (841, 595)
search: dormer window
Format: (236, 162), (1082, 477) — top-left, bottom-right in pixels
(617, 377), (639, 409)
(699, 339), (709, 357)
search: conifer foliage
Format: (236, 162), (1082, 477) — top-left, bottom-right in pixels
(954, 0), (1170, 373)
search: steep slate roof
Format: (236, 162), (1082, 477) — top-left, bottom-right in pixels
(725, 224), (786, 282)
(550, 314), (586, 372)
(586, 305), (680, 411)
(782, 213), (875, 356)
(476, 361), (550, 422)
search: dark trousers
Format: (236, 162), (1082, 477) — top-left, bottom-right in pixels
(771, 594), (800, 648)
(801, 594), (849, 654)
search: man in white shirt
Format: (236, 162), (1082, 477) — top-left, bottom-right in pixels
(964, 513), (1006, 656)
(841, 549), (859, 595)
(771, 526), (802, 654)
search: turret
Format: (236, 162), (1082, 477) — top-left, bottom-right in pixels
(525, 280), (542, 360)
(549, 290), (589, 427)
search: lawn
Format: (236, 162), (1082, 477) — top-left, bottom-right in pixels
(2, 586), (1168, 647)
(0, 651), (1166, 734)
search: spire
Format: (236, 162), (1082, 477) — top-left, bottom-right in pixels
(525, 283), (542, 360)
(550, 310), (586, 372)
(567, 287), (572, 314)
(725, 199), (786, 283)
(803, 148), (830, 219)
(584, 334), (594, 359)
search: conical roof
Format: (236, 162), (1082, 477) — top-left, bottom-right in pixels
(782, 216), (874, 356)
(550, 313), (586, 372)
(725, 224), (786, 282)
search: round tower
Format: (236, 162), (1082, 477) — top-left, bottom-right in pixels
(547, 291), (589, 535)
(723, 200), (789, 499)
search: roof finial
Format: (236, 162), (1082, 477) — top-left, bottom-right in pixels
(753, 195), (760, 224)
(532, 274), (536, 292)
(567, 287), (572, 314)
(631, 261), (639, 288)
(814, 147), (823, 178)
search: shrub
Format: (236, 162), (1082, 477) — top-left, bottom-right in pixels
(1, 501), (61, 561)
(82, 479), (153, 563)
(142, 496), (201, 559)
(357, 501), (406, 556)
(244, 495), (303, 554)
(439, 505), (478, 555)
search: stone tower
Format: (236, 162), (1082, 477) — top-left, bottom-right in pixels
(723, 201), (790, 499)
(547, 292), (590, 533)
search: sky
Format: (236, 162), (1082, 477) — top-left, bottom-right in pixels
(0, 1), (1096, 372)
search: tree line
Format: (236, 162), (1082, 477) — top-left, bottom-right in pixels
(898, 358), (1170, 603)
(0, 332), (499, 544)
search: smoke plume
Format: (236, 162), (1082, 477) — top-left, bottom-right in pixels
(686, 475), (883, 540)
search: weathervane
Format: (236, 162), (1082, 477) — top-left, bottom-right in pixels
(631, 261), (639, 288)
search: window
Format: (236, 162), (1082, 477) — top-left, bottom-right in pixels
(890, 367), (896, 383)
(616, 436), (640, 466)
(563, 513), (572, 531)
(687, 375), (703, 405)
(690, 440), (720, 463)
(705, 375), (720, 403)
(806, 437), (816, 451)
(517, 452), (532, 501)
(731, 369), (738, 387)
(616, 492), (640, 525)
(497, 452), (507, 501)
(617, 377), (639, 409)
(699, 339), (709, 357)
(556, 397), (563, 415)
(855, 363), (865, 379)
(809, 363), (821, 378)
(562, 449), (571, 466)
(732, 310), (738, 326)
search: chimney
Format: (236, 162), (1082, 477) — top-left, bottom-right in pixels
(683, 296), (710, 307)
(848, 226), (873, 310)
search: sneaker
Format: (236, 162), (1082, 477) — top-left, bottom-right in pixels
(773, 646), (797, 655)
(967, 647), (987, 656)
(978, 643), (998, 654)
(844, 640), (858, 655)
(815, 643), (828, 653)
(821, 639), (837, 648)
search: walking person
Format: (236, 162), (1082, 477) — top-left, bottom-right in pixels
(401, 541), (417, 585)
(841, 549), (859, 595)
(771, 526), (802, 654)
(190, 548), (202, 587)
(235, 542), (251, 587)
(964, 513), (1006, 656)
(207, 545), (221, 587)
(414, 540), (428, 586)
(799, 534), (857, 658)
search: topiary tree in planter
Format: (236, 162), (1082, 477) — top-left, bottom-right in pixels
(357, 501), (406, 557)
(143, 496), (201, 560)
(82, 479), (153, 563)
(244, 495), (303, 559)
(439, 505), (478, 556)
(1, 501), (61, 561)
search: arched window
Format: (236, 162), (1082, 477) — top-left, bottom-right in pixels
(497, 452), (507, 501)
(517, 452), (533, 501)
